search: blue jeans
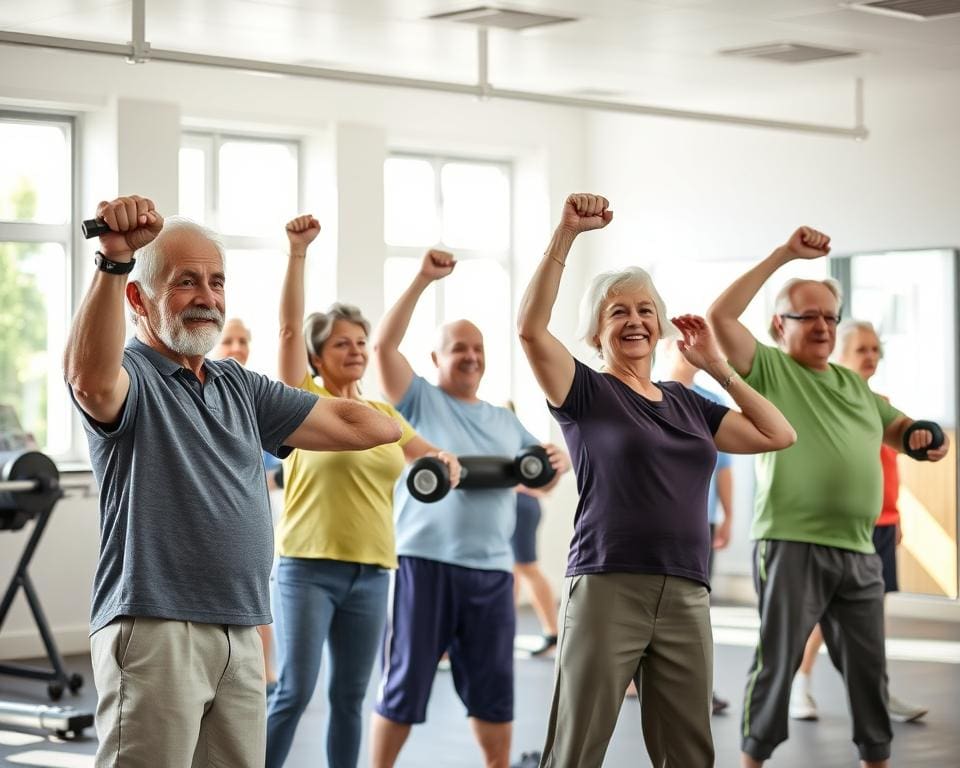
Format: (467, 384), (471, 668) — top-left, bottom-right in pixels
(266, 557), (390, 768)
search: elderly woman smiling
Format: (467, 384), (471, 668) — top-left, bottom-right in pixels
(517, 194), (796, 768)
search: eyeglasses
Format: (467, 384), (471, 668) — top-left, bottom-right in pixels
(779, 312), (842, 326)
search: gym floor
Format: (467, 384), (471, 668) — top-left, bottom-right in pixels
(1, 606), (958, 767)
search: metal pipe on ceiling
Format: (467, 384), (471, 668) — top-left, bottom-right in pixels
(0, 29), (869, 140)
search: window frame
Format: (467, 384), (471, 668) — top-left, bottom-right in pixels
(180, 130), (303, 249)
(0, 110), (79, 465)
(384, 151), (514, 331)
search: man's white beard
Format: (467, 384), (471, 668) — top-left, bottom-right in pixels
(157, 306), (224, 357)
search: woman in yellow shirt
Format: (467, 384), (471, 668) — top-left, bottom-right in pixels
(266, 215), (459, 768)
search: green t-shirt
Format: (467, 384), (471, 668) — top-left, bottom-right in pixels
(743, 343), (902, 553)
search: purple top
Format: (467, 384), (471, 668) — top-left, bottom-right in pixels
(550, 360), (729, 587)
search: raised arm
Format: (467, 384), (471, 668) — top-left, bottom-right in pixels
(278, 215), (321, 386)
(64, 196), (163, 424)
(672, 315), (796, 454)
(706, 227), (831, 375)
(285, 397), (402, 452)
(372, 249), (454, 404)
(518, 194), (612, 407)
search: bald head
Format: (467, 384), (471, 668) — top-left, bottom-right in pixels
(214, 318), (252, 366)
(432, 319), (485, 401)
(434, 319), (484, 354)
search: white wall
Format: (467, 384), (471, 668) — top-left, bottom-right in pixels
(0, 44), (588, 658)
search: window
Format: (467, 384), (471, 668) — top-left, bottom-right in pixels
(383, 155), (513, 404)
(179, 132), (305, 376)
(0, 113), (73, 458)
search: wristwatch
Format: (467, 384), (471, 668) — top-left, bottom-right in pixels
(94, 251), (136, 275)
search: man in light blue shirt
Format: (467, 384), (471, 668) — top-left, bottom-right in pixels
(371, 249), (568, 768)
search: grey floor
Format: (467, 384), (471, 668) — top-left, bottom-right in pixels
(1, 608), (959, 767)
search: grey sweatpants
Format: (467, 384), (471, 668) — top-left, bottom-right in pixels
(741, 540), (892, 763)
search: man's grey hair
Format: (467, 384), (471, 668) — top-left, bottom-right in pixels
(127, 217), (226, 323)
(768, 277), (843, 342)
(577, 266), (678, 354)
(304, 303), (371, 375)
(836, 319), (883, 360)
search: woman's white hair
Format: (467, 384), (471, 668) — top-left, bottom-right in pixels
(126, 217), (225, 323)
(577, 266), (677, 354)
(768, 277), (843, 342)
(836, 319), (883, 360)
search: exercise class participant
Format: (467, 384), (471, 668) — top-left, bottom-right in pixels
(370, 248), (569, 768)
(790, 320), (928, 724)
(211, 316), (282, 693)
(506, 401), (560, 658)
(665, 338), (735, 716)
(64, 196), (402, 768)
(707, 227), (950, 768)
(518, 193), (796, 768)
(265, 215), (460, 768)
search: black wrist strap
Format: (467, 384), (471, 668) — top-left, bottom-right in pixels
(94, 251), (136, 275)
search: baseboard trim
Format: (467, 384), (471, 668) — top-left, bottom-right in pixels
(0, 625), (91, 661)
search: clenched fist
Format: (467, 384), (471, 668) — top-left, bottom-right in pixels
(560, 194), (613, 235)
(286, 215), (321, 253)
(783, 227), (831, 260)
(95, 195), (163, 261)
(419, 249), (456, 282)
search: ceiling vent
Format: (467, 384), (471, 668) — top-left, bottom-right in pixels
(848, 0), (960, 20)
(720, 42), (861, 64)
(427, 6), (576, 31)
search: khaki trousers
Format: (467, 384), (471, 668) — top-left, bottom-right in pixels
(91, 617), (266, 768)
(540, 573), (714, 768)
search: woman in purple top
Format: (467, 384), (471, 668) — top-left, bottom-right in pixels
(517, 193), (797, 768)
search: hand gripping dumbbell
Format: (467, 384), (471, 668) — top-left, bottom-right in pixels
(406, 445), (556, 504)
(902, 420), (945, 461)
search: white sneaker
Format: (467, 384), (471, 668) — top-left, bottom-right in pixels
(789, 683), (818, 721)
(888, 694), (927, 723)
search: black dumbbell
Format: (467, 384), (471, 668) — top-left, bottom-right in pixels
(406, 445), (556, 503)
(902, 420), (945, 461)
(81, 218), (111, 239)
(406, 456), (451, 503)
(513, 445), (556, 489)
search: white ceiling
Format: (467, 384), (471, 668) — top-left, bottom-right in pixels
(2, 0), (959, 109)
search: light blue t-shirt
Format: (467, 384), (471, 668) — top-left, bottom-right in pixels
(394, 375), (540, 572)
(692, 384), (732, 525)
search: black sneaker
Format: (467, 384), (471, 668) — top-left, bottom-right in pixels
(530, 634), (558, 657)
(511, 751), (542, 768)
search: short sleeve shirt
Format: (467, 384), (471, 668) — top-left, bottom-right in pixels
(393, 375), (540, 572)
(743, 343), (902, 552)
(73, 338), (317, 633)
(692, 384), (733, 525)
(277, 375), (416, 568)
(550, 360), (729, 587)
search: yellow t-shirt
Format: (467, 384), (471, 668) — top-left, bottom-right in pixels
(276, 375), (416, 568)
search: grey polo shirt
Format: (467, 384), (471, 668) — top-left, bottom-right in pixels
(73, 338), (317, 633)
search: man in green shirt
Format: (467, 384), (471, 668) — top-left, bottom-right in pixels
(708, 226), (950, 768)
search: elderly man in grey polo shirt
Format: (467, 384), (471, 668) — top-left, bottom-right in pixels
(64, 195), (402, 768)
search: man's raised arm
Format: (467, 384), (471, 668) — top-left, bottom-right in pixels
(372, 249), (455, 404)
(64, 195), (163, 424)
(707, 227), (831, 375)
